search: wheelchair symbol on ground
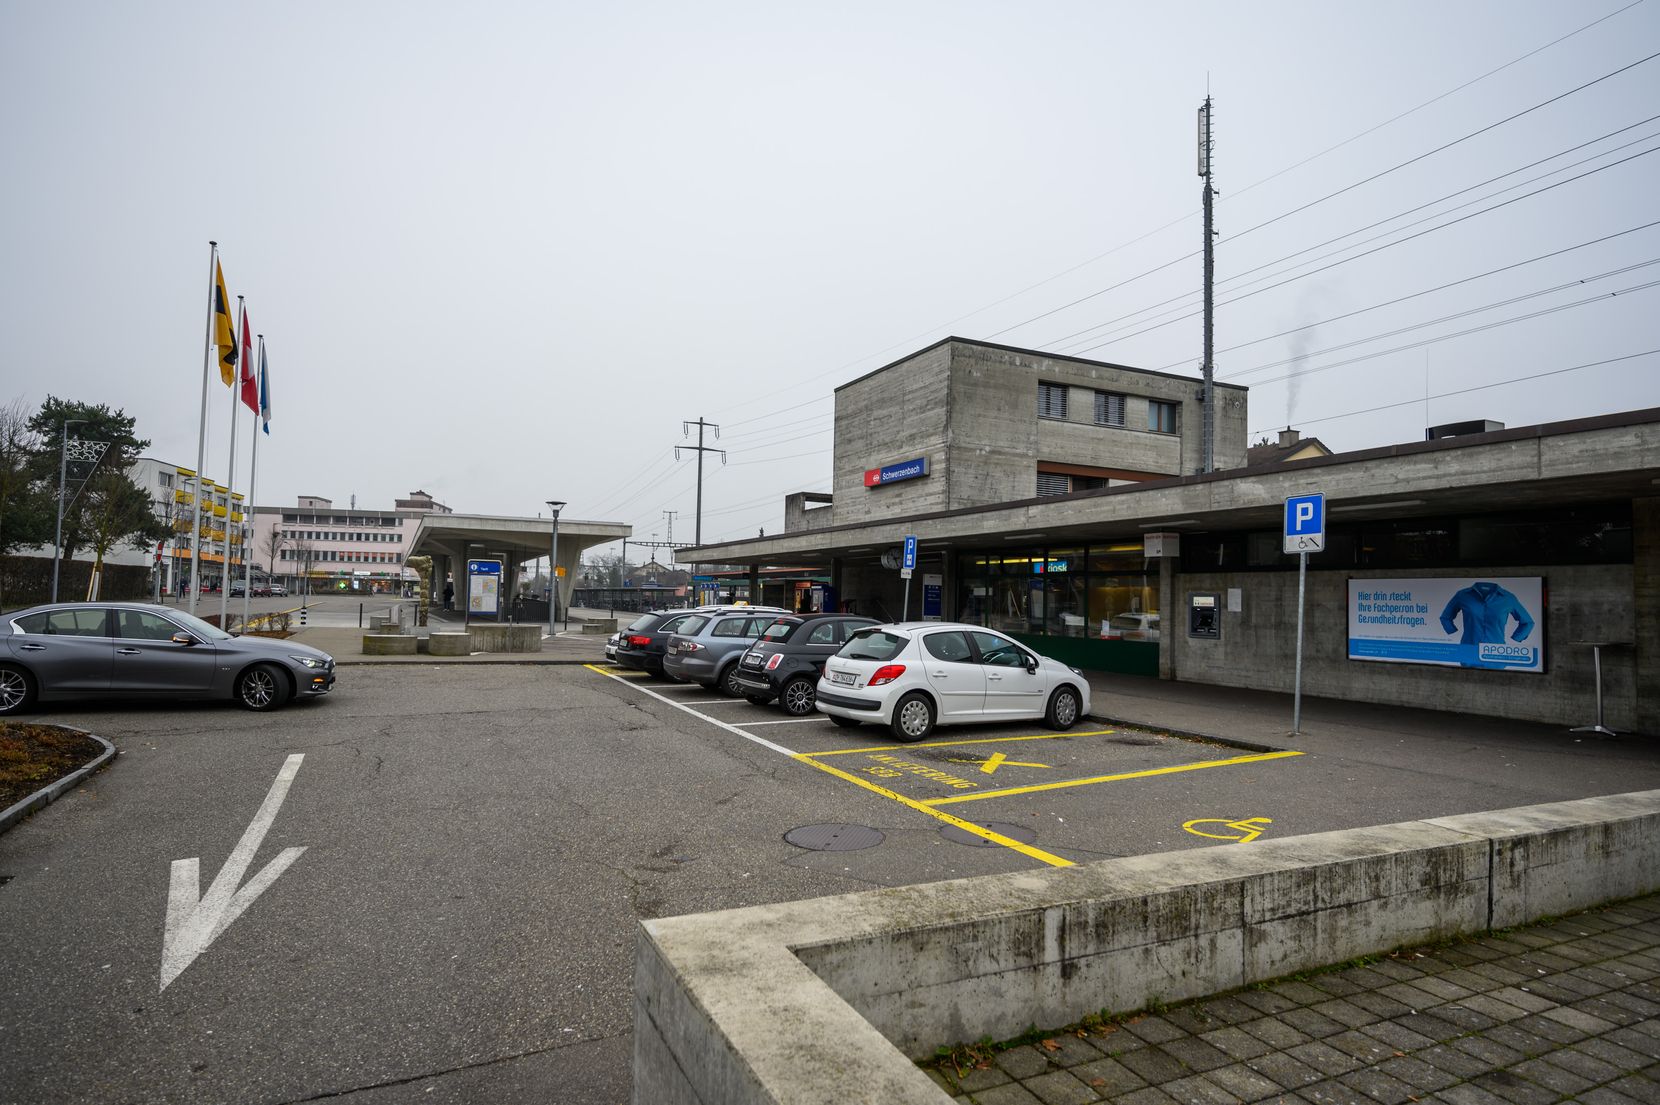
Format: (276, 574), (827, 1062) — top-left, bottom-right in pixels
(947, 752), (1052, 776)
(1183, 816), (1273, 843)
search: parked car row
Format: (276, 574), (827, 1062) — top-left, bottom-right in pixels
(607, 606), (1092, 742)
(227, 582), (289, 598)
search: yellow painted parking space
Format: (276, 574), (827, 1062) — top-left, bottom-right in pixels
(923, 750), (1302, 806)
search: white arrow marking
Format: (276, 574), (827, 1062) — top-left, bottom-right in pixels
(161, 753), (307, 991)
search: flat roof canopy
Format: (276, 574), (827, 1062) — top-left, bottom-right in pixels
(409, 512), (629, 568)
(673, 407), (1660, 568)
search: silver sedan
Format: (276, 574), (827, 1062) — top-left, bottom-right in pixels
(0, 602), (336, 715)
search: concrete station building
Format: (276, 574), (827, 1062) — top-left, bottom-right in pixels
(677, 338), (1659, 733)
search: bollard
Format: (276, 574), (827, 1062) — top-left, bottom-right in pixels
(359, 603), (364, 628)
(299, 606), (308, 626)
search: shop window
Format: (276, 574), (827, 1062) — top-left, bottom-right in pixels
(1038, 382), (1068, 420)
(1148, 400), (1177, 433)
(1088, 575), (1158, 639)
(1044, 574), (1088, 637)
(1094, 391), (1126, 426)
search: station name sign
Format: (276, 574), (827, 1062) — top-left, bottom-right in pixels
(864, 456), (930, 488)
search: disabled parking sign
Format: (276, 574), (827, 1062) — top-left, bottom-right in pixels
(1283, 493), (1325, 554)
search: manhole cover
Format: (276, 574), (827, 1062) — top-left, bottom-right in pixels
(939, 821), (1038, 848)
(784, 824), (885, 852)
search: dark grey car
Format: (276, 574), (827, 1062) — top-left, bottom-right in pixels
(662, 610), (787, 694)
(0, 602), (336, 714)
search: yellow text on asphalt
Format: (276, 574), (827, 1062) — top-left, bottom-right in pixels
(1183, 816), (1274, 843)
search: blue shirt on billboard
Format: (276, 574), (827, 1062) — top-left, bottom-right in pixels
(1437, 581), (1535, 645)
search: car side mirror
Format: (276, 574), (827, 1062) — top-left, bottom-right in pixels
(171, 632), (198, 646)
(1026, 658), (1039, 673)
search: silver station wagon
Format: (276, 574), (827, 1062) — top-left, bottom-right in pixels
(0, 602), (336, 714)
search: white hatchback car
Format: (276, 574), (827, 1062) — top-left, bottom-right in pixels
(815, 622), (1090, 741)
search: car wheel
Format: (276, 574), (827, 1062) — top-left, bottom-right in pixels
(1045, 685), (1081, 730)
(890, 692), (935, 742)
(235, 663), (290, 712)
(718, 664), (743, 697)
(828, 714), (861, 729)
(0, 663), (38, 716)
(780, 676), (816, 716)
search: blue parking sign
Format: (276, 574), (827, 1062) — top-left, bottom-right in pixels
(902, 534), (918, 570)
(1283, 493), (1325, 554)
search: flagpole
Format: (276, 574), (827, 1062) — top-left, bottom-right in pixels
(221, 296), (244, 628)
(189, 242), (218, 616)
(242, 334), (262, 628)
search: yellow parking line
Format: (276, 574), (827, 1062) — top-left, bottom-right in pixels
(802, 729), (1118, 758)
(793, 753), (1076, 869)
(922, 750), (1304, 806)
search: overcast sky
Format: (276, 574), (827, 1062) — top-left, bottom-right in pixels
(3, 1), (1657, 556)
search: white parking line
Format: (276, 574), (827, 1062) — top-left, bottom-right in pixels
(735, 716), (830, 727)
(584, 664), (795, 754)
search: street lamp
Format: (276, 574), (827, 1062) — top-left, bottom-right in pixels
(546, 500), (566, 637)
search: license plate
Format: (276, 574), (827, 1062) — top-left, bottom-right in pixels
(830, 671), (855, 685)
(743, 655), (762, 668)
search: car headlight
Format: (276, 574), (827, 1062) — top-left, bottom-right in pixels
(291, 655), (325, 669)
(1070, 666), (1083, 675)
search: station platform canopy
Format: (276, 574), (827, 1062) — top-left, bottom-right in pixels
(408, 512), (630, 602)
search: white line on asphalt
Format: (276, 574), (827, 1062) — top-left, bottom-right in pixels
(160, 754), (307, 991)
(736, 717), (831, 726)
(585, 665), (796, 755)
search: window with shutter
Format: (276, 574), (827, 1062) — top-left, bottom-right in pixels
(1094, 391), (1126, 426)
(1036, 472), (1071, 497)
(1037, 383), (1068, 420)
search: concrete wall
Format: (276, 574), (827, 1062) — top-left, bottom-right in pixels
(831, 343), (953, 526)
(634, 790), (1660, 1105)
(827, 341), (1250, 529)
(1169, 562), (1636, 729)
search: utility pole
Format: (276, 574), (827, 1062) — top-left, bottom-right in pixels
(1198, 96), (1217, 475)
(675, 418), (725, 547)
(663, 510), (677, 546)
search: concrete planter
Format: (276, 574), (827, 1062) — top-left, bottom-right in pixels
(467, 624), (543, 653)
(361, 633), (417, 656)
(428, 632), (472, 657)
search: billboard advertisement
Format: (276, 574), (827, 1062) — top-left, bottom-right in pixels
(1348, 577), (1544, 673)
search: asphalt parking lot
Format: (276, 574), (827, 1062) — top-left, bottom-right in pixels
(3, 663), (1658, 1105)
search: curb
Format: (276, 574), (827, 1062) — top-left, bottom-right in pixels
(1086, 711), (1293, 755)
(0, 724), (117, 836)
(335, 657), (599, 667)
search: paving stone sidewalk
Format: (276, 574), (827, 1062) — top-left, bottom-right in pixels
(929, 895), (1660, 1105)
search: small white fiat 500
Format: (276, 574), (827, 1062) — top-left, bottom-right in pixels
(815, 622), (1090, 741)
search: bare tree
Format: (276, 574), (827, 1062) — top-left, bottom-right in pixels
(262, 525), (288, 587)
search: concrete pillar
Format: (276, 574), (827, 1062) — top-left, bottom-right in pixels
(1636, 497), (1659, 735)
(747, 564), (760, 607)
(830, 558), (843, 613)
(939, 548), (954, 621)
(1158, 554), (1176, 680)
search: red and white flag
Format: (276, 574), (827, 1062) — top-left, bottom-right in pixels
(238, 312), (258, 413)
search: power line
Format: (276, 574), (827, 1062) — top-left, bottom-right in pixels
(1222, 47), (1660, 247)
(1240, 277), (1660, 390)
(1047, 117), (1660, 356)
(1161, 220), (1660, 370)
(696, 8), (1650, 438)
(1249, 349), (1660, 435)
(992, 49), (1660, 349)
(1069, 143), (1660, 357)
(1225, 257), (1660, 382)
